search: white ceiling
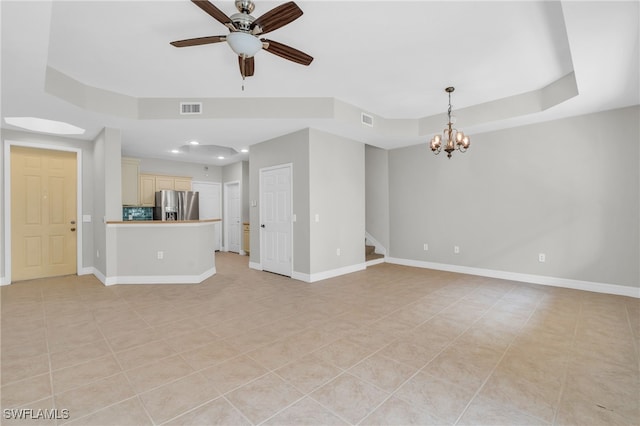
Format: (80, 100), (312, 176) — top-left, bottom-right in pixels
(2, 1), (638, 166)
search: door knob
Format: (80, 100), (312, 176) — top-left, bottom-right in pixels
(70, 220), (76, 224)
(261, 224), (265, 228)
(70, 228), (76, 232)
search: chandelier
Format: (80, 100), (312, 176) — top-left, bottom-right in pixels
(429, 87), (470, 158)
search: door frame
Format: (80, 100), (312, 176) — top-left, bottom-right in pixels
(259, 163), (293, 276)
(2, 140), (83, 285)
(223, 180), (241, 253)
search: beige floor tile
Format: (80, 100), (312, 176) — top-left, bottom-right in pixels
(49, 339), (112, 371)
(165, 329), (218, 353)
(263, 396), (347, 425)
(225, 373), (303, 424)
(395, 370), (477, 424)
(200, 355), (268, 394)
(114, 339), (176, 370)
(1, 373), (52, 409)
(125, 354), (194, 393)
(457, 394), (550, 426)
(311, 338), (375, 370)
(164, 397), (250, 426)
(275, 354), (343, 394)
(477, 369), (560, 423)
(376, 337), (443, 369)
(106, 327), (163, 352)
(54, 373), (135, 424)
(247, 338), (311, 370)
(361, 396), (444, 426)
(139, 372), (219, 424)
(310, 373), (389, 424)
(348, 353), (418, 393)
(0, 397), (58, 426)
(52, 353), (122, 393)
(555, 392), (637, 426)
(1, 353), (50, 385)
(180, 341), (240, 370)
(65, 396), (152, 426)
(2, 254), (638, 426)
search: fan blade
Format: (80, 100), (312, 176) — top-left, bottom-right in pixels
(170, 35), (227, 47)
(262, 39), (313, 66)
(192, 0), (236, 31)
(238, 56), (255, 77)
(251, 2), (303, 35)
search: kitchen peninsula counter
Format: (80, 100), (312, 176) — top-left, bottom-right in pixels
(103, 219), (220, 285)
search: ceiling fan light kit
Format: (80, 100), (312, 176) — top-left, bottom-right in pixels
(170, 0), (313, 79)
(226, 32), (262, 57)
(430, 87), (471, 159)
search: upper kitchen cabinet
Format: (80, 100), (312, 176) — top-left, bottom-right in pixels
(139, 174), (193, 206)
(140, 174), (156, 206)
(122, 158), (140, 206)
(174, 178), (192, 191)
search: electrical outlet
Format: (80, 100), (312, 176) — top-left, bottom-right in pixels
(96, 250), (100, 258)
(538, 253), (546, 263)
(454, 246), (460, 254)
(423, 243), (429, 251)
(336, 248), (341, 256)
(157, 251), (164, 260)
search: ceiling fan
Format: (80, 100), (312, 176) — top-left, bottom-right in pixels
(170, 0), (313, 79)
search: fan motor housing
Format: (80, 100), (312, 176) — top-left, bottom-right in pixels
(230, 12), (255, 32)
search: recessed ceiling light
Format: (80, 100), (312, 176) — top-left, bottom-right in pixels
(171, 149), (180, 154)
(189, 140), (199, 145)
(240, 148), (249, 153)
(217, 156), (225, 160)
(4, 117), (85, 135)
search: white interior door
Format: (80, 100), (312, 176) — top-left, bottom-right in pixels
(224, 182), (241, 253)
(260, 164), (292, 276)
(192, 181), (222, 251)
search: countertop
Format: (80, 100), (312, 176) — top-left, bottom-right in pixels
(107, 219), (221, 225)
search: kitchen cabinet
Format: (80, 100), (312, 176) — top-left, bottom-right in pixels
(121, 158), (140, 206)
(138, 174), (193, 207)
(139, 174), (156, 206)
(174, 178), (192, 191)
(243, 223), (250, 254)
(155, 176), (175, 191)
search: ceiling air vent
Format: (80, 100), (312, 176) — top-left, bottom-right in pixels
(180, 102), (202, 115)
(361, 112), (374, 127)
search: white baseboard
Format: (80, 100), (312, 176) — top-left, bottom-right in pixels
(386, 257), (640, 299)
(249, 261), (262, 271)
(292, 262), (367, 283)
(102, 267), (216, 285)
(0, 276), (9, 286)
(78, 267), (94, 276)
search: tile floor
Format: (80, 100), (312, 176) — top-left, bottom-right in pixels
(1, 253), (638, 425)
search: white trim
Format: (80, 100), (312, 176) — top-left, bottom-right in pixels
(259, 163), (294, 277)
(365, 231), (387, 255)
(102, 267), (216, 286)
(292, 263), (367, 283)
(0, 276), (10, 286)
(249, 261), (262, 271)
(223, 181), (241, 253)
(386, 257), (640, 299)
(3, 140), (83, 285)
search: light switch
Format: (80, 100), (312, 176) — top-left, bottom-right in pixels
(315, 214), (320, 222)
(83, 215), (92, 223)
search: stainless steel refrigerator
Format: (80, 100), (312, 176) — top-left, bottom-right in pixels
(178, 191), (199, 220)
(154, 190), (199, 221)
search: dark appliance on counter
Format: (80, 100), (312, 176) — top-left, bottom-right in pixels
(154, 190), (199, 221)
